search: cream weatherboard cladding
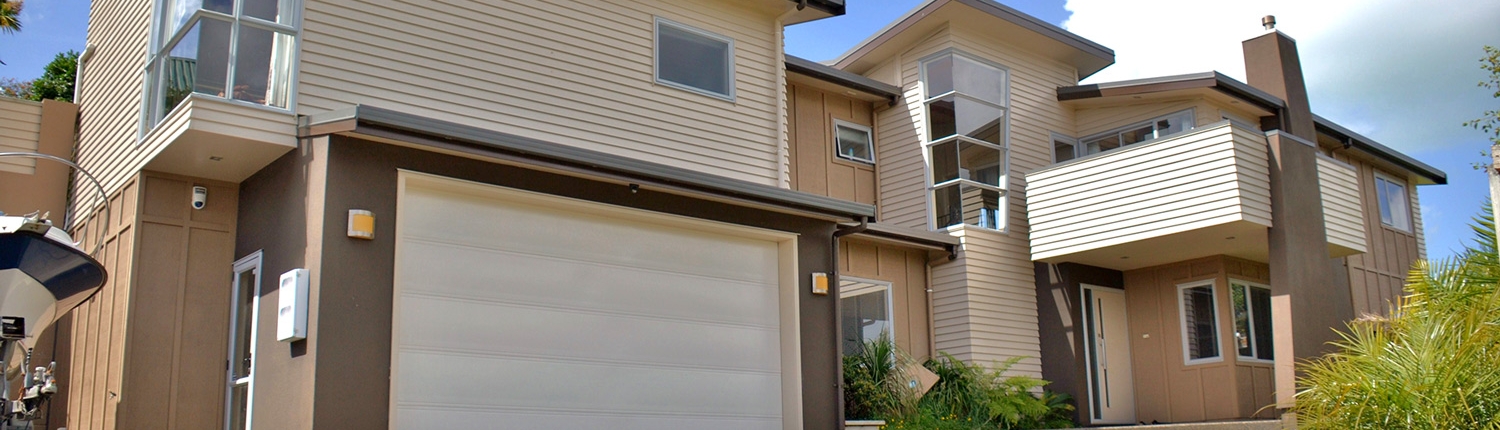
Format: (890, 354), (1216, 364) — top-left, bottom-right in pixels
(73, 0), (151, 212)
(1316, 154), (1367, 255)
(297, 0), (786, 186)
(0, 98), (44, 174)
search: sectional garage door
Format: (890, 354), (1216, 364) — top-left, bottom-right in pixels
(391, 175), (791, 429)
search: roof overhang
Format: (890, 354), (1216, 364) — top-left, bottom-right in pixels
(832, 0), (1113, 79)
(1314, 115), (1447, 185)
(785, 54), (902, 105)
(780, 0), (846, 25)
(845, 222), (961, 263)
(300, 106), (876, 222)
(1057, 71), (1284, 115)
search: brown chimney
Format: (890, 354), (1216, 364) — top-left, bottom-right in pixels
(1242, 24), (1315, 140)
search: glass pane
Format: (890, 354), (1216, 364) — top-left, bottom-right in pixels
(243, 0), (287, 23)
(1182, 285), (1219, 360)
(923, 54), (953, 97)
(231, 269), (256, 378)
(1054, 140), (1076, 163)
(1157, 112), (1194, 138)
(1083, 135), (1119, 155)
(959, 140), (1002, 187)
(1387, 180), (1409, 228)
(928, 95), (1004, 144)
(1232, 285), (1252, 357)
(232, 26), (289, 106)
(228, 382), (249, 430)
(1120, 124), (1154, 146)
(167, 0), (233, 34)
(162, 19), (231, 115)
(1251, 287), (1274, 360)
(952, 56), (1006, 106)
(657, 23), (731, 97)
(840, 290), (889, 355)
(930, 140), (958, 184)
(934, 183), (1000, 229)
(835, 124), (872, 162)
(1377, 179), (1395, 225)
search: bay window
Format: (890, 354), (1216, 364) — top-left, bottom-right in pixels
(922, 51), (1009, 230)
(145, 0), (299, 128)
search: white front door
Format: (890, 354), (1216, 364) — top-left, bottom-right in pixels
(1082, 285), (1135, 424)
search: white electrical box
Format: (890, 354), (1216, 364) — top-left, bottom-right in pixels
(277, 268), (309, 342)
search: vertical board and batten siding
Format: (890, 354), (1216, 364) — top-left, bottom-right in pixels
(839, 239), (934, 359)
(787, 82), (877, 205)
(1331, 151), (1427, 317)
(297, 0), (785, 186)
(62, 179), (137, 430)
(0, 98), (43, 174)
(1027, 123), (1273, 261)
(1315, 155), (1367, 255)
(73, 0), (151, 217)
(865, 21), (1082, 376)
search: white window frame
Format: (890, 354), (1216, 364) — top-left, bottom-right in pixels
(1177, 279), (1223, 365)
(1079, 109), (1196, 157)
(1230, 279), (1274, 363)
(1220, 111), (1261, 131)
(652, 17), (735, 102)
(1051, 132), (1079, 164)
(1374, 171), (1412, 232)
(225, 251), (263, 430)
(839, 276), (895, 348)
(140, 0), (303, 138)
(918, 49), (1011, 233)
(832, 119), (875, 164)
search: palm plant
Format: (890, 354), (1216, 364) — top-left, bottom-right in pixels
(1294, 204), (1500, 429)
(0, 0), (20, 35)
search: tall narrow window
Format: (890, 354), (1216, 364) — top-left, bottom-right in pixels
(839, 278), (892, 355)
(1231, 280), (1274, 361)
(1375, 172), (1411, 231)
(922, 51), (1008, 230)
(1178, 281), (1221, 364)
(654, 18), (734, 101)
(145, 0), (300, 128)
(226, 253), (262, 430)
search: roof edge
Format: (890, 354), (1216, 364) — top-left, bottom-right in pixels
(1058, 71), (1285, 113)
(786, 54), (902, 102)
(833, 0), (1113, 74)
(1313, 115), (1447, 185)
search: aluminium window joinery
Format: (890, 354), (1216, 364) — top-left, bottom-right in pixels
(144, 0), (299, 128)
(921, 51), (1009, 231)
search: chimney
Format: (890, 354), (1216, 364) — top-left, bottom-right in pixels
(1242, 18), (1315, 140)
(1262, 15), (1276, 31)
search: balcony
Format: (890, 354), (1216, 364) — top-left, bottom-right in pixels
(140, 94), (297, 183)
(1317, 154), (1367, 256)
(1026, 122), (1273, 270)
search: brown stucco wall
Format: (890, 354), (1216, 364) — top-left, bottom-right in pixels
(1033, 262), (1123, 426)
(0, 99), (77, 219)
(232, 134), (850, 429)
(839, 238), (933, 359)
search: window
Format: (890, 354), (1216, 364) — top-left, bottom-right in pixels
(1052, 133), (1078, 163)
(1231, 280), (1273, 361)
(144, 0), (300, 128)
(840, 278), (892, 355)
(1177, 281), (1221, 364)
(654, 18), (734, 101)
(834, 120), (875, 164)
(922, 51), (1008, 231)
(1079, 110), (1195, 157)
(1375, 172), (1411, 231)
(226, 252), (262, 430)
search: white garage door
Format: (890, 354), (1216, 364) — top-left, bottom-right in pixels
(392, 174), (793, 430)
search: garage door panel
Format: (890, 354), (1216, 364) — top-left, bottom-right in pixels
(395, 408), (781, 430)
(394, 351), (783, 417)
(397, 295), (781, 371)
(398, 239), (779, 327)
(403, 187), (780, 285)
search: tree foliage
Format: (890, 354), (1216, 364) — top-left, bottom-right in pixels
(1466, 46), (1500, 145)
(30, 50), (78, 102)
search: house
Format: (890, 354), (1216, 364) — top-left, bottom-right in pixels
(26, 0), (1443, 429)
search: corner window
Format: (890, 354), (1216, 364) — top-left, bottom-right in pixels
(921, 51), (1008, 231)
(654, 18), (734, 101)
(1374, 172), (1411, 231)
(144, 0), (299, 127)
(1231, 280), (1273, 361)
(840, 278), (892, 355)
(833, 120), (874, 164)
(1080, 110), (1195, 157)
(1178, 281), (1221, 364)
(1052, 133), (1078, 163)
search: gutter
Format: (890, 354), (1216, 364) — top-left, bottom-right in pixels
(785, 55), (902, 106)
(1314, 115), (1447, 185)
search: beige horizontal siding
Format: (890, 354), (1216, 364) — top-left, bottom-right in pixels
(1026, 123), (1272, 261)
(297, 0), (785, 186)
(1316, 154), (1366, 254)
(873, 27), (949, 229)
(72, 0), (152, 221)
(1411, 185), (1426, 259)
(0, 97), (44, 174)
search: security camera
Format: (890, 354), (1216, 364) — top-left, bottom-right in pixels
(192, 186), (208, 210)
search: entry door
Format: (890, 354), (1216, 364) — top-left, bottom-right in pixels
(1082, 285), (1135, 424)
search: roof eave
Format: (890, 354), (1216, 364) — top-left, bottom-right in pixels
(1313, 115), (1448, 185)
(785, 54), (902, 103)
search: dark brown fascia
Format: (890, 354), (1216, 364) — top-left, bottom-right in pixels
(1314, 115), (1447, 185)
(785, 54), (901, 105)
(299, 105), (877, 221)
(791, 0), (845, 16)
(1056, 71), (1285, 113)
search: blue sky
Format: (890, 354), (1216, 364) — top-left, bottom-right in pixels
(3, 0), (1495, 260)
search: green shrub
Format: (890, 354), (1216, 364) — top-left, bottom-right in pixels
(843, 334), (920, 420)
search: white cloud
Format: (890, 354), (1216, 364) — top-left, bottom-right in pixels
(1062, 0), (1500, 152)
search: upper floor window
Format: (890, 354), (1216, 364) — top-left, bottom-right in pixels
(834, 120), (874, 164)
(1052, 133), (1078, 163)
(1230, 280), (1273, 361)
(1375, 172), (1411, 231)
(1075, 110), (1195, 159)
(654, 18), (734, 101)
(145, 0), (300, 126)
(921, 51), (1008, 231)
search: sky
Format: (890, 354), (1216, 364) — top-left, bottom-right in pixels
(788, 0), (1500, 261)
(2, 0), (1496, 260)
